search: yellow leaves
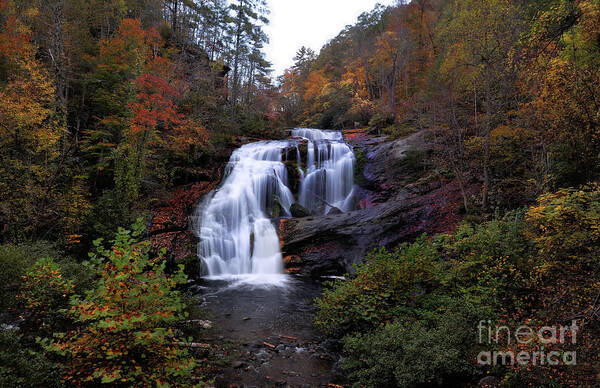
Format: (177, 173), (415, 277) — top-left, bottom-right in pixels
(0, 14), (62, 155)
(303, 70), (327, 102)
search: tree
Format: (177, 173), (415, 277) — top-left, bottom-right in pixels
(43, 221), (197, 387)
(522, 0), (600, 188)
(0, 2), (66, 240)
(435, 0), (523, 209)
(228, 0), (269, 108)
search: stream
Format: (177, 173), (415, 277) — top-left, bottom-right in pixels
(191, 128), (355, 386)
(196, 277), (342, 387)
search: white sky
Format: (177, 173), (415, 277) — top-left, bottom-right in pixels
(264, 0), (398, 77)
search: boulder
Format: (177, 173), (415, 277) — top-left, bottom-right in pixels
(327, 207), (343, 215)
(290, 203), (311, 218)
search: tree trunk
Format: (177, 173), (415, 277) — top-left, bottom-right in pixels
(231, 0), (245, 112)
(455, 166), (469, 212)
(482, 64), (491, 210)
(172, 0), (179, 33)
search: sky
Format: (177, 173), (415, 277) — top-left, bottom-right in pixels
(264, 0), (398, 77)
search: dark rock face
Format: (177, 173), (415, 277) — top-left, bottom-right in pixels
(290, 203), (311, 218)
(157, 129), (478, 279)
(148, 138), (246, 270)
(149, 181), (218, 265)
(279, 129), (479, 277)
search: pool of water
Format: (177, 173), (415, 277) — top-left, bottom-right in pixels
(193, 276), (342, 387)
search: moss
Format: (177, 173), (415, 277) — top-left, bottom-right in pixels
(382, 122), (416, 139)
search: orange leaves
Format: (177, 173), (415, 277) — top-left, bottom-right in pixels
(0, 15), (31, 60)
(130, 73), (181, 136)
(21, 258), (75, 315)
(303, 70), (327, 102)
(98, 18), (163, 75)
(168, 118), (209, 153)
(0, 7), (59, 153)
(129, 72), (210, 154)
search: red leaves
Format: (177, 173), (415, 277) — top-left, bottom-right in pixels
(129, 72), (210, 152)
(0, 16), (31, 60)
(130, 73), (181, 135)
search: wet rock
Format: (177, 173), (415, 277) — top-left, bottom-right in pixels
(327, 207), (343, 215)
(284, 161), (301, 195)
(183, 319), (212, 329)
(255, 349), (271, 363)
(232, 361), (245, 369)
(278, 131), (478, 277)
(270, 199), (283, 218)
(283, 255), (301, 265)
(290, 203), (311, 218)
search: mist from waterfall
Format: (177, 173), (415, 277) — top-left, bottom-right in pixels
(195, 128), (355, 282)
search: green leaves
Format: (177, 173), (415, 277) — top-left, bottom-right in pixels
(42, 222), (197, 386)
(315, 235), (445, 337)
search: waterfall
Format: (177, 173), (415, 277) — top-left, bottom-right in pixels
(292, 129), (355, 214)
(195, 128), (355, 279)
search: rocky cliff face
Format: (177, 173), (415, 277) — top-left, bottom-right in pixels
(278, 128), (478, 277)
(150, 129), (477, 278)
(148, 140), (243, 269)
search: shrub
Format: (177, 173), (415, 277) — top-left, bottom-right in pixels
(442, 211), (535, 313)
(382, 122), (416, 139)
(0, 331), (64, 388)
(315, 236), (445, 337)
(368, 111), (395, 132)
(341, 299), (483, 388)
(525, 186), (600, 321)
(42, 220), (197, 387)
(0, 242), (65, 316)
(316, 186), (600, 387)
(20, 258), (75, 333)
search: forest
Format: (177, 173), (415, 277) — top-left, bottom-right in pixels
(1, 0), (600, 387)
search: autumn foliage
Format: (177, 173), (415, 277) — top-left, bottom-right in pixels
(42, 221), (196, 387)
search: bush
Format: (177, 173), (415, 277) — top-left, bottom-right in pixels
(315, 236), (445, 337)
(341, 299), (483, 388)
(525, 185), (600, 320)
(368, 111), (395, 132)
(0, 242), (65, 316)
(382, 122), (416, 139)
(0, 331), (64, 388)
(20, 258), (75, 334)
(42, 220), (197, 387)
(442, 211), (534, 313)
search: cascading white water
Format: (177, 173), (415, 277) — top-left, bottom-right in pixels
(195, 128), (355, 280)
(292, 129), (355, 214)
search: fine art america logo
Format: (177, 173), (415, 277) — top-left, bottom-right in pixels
(477, 320), (579, 366)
